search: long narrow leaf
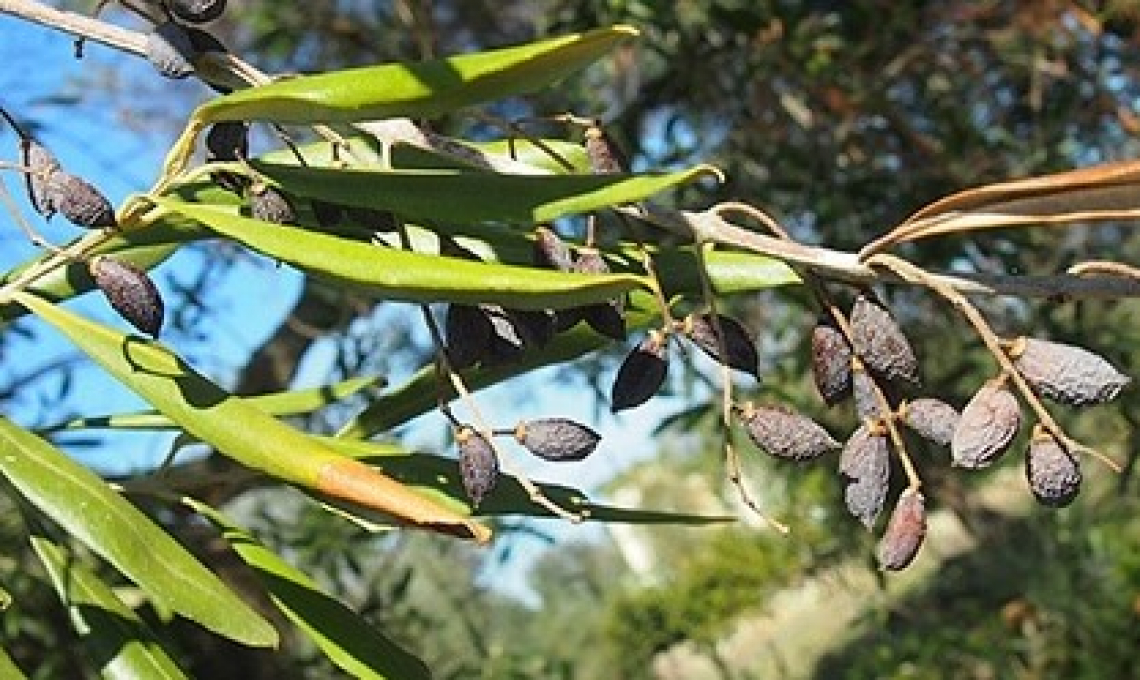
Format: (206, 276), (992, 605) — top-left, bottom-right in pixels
(184, 499), (430, 680)
(16, 292), (490, 544)
(247, 162), (719, 225)
(0, 647), (28, 680)
(30, 533), (190, 680)
(48, 376), (383, 433)
(0, 417), (277, 647)
(153, 199), (648, 310)
(194, 26), (638, 125)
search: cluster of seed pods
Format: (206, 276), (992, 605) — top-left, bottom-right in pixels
(2, 108), (165, 337)
(732, 292), (1131, 571)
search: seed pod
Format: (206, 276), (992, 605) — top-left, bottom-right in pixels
(839, 426), (891, 529)
(1025, 428), (1081, 508)
(611, 333), (669, 413)
(951, 380), (1021, 469)
(205, 121), (248, 162)
(48, 172), (116, 228)
(737, 402), (839, 463)
(810, 315), (853, 406)
(249, 184), (297, 225)
(167, 0), (227, 24)
(21, 137), (61, 217)
(145, 21), (197, 79)
(445, 304), (493, 370)
(900, 398), (959, 447)
(852, 364), (884, 422)
(88, 256), (164, 337)
(877, 489), (926, 571)
(849, 294), (920, 387)
(345, 206), (398, 232)
(684, 313), (760, 378)
(1009, 337), (1130, 406)
(456, 426), (498, 507)
(515, 418), (601, 462)
(584, 120), (627, 174)
(482, 305), (527, 364)
(533, 226), (574, 272)
(572, 249), (626, 340)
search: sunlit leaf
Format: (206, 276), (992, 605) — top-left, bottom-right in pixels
(0, 417), (277, 647)
(16, 292), (490, 544)
(184, 499), (430, 680)
(193, 26), (638, 125)
(152, 198), (648, 311)
(0, 647), (28, 680)
(30, 533), (190, 679)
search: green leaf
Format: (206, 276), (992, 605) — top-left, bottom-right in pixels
(247, 161), (719, 225)
(184, 499), (430, 680)
(47, 375), (383, 433)
(347, 451), (736, 525)
(16, 292), (489, 543)
(153, 198), (648, 310)
(30, 533), (190, 680)
(194, 26), (638, 125)
(0, 646), (28, 680)
(0, 417), (277, 647)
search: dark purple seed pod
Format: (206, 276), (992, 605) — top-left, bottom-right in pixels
(611, 333), (669, 413)
(877, 489), (927, 571)
(205, 121), (249, 162)
(445, 304), (493, 370)
(737, 403), (840, 463)
(184, 25), (227, 55)
(48, 172), (116, 228)
(684, 313), (760, 378)
(514, 418), (601, 462)
(1025, 427), (1081, 508)
(900, 398), (959, 447)
(839, 425), (891, 529)
(21, 137), (61, 218)
(811, 315), (853, 406)
(88, 256), (164, 337)
(456, 426), (498, 507)
(951, 379), (1021, 469)
(533, 226), (574, 272)
(482, 305), (527, 365)
(145, 21), (197, 79)
(584, 121), (627, 174)
(249, 184), (297, 225)
(1010, 337), (1130, 406)
(509, 308), (555, 348)
(167, 0), (227, 24)
(580, 303), (627, 341)
(849, 294), (920, 387)
(345, 207), (398, 232)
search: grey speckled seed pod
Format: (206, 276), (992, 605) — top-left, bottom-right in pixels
(611, 333), (669, 413)
(48, 172), (116, 229)
(89, 256), (164, 337)
(584, 121), (627, 174)
(900, 398), (960, 447)
(1010, 337), (1130, 406)
(249, 184), (297, 225)
(738, 403), (840, 463)
(852, 364), (885, 422)
(22, 137), (61, 217)
(685, 313), (760, 378)
(146, 21), (197, 79)
(167, 0), (227, 24)
(811, 315), (853, 406)
(515, 418), (601, 462)
(951, 380), (1021, 469)
(877, 489), (926, 571)
(1025, 428), (1081, 508)
(849, 294), (920, 387)
(839, 424), (890, 529)
(533, 226), (574, 272)
(456, 427), (498, 507)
